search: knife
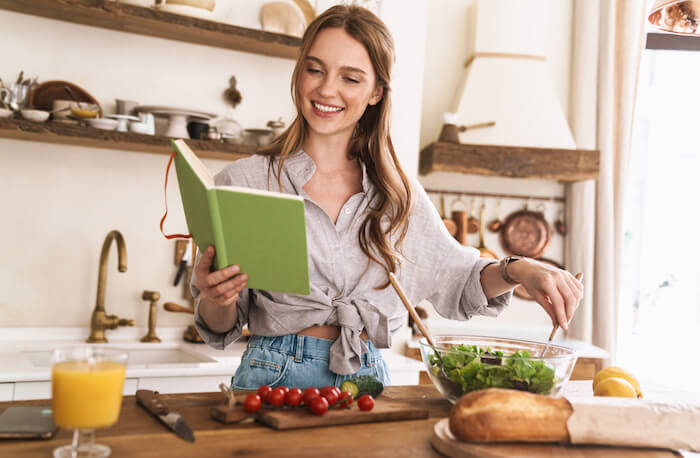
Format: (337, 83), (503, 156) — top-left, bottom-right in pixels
(135, 389), (195, 442)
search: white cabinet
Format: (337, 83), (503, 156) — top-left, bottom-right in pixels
(137, 376), (231, 394)
(0, 383), (13, 402)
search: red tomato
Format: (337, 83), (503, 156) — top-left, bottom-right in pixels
(357, 394), (374, 411)
(321, 391), (338, 407)
(243, 394), (262, 413)
(279, 386), (289, 395)
(319, 386), (335, 397)
(338, 391), (353, 408)
(310, 395), (329, 415)
(331, 386), (341, 398)
(302, 387), (320, 406)
(257, 385), (272, 402)
(267, 387), (286, 407)
(285, 388), (303, 407)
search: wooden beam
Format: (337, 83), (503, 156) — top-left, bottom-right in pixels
(419, 142), (600, 182)
(0, 0), (301, 59)
(0, 118), (255, 161)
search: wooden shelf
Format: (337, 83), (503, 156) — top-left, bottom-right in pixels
(0, 118), (256, 160)
(0, 0), (301, 59)
(419, 142), (600, 182)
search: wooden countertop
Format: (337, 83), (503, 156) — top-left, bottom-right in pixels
(0, 385), (681, 457)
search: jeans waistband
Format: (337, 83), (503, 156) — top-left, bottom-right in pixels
(247, 334), (380, 366)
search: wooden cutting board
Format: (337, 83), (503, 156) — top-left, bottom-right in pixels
(430, 419), (677, 457)
(255, 399), (428, 430)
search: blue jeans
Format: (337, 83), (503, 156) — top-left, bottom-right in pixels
(231, 334), (391, 390)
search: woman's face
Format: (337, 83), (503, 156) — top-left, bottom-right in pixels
(297, 27), (383, 143)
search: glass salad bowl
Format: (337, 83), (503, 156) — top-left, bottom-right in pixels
(419, 335), (578, 403)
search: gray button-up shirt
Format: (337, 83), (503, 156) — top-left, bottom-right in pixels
(193, 151), (511, 374)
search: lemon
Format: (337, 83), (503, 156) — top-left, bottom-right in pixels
(593, 366), (643, 398)
(593, 377), (637, 398)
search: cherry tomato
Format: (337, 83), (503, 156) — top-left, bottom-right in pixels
(310, 395), (329, 415)
(243, 394), (262, 413)
(257, 385), (272, 402)
(302, 387), (320, 406)
(321, 391), (338, 407)
(278, 386), (289, 395)
(338, 391), (353, 408)
(357, 394), (374, 411)
(267, 387), (286, 407)
(285, 388), (303, 407)
(331, 386), (342, 398)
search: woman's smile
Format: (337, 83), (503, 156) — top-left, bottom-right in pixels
(311, 101), (345, 116)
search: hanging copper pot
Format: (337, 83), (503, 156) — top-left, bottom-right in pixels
(499, 204), (551, 258)
(467, 199), (480, 234)
(451, 197), (468, 245)
(487, 199), (503, 233)
(513, 258), (564, 300)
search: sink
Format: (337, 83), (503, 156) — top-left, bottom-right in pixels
(22, 344), (217, 368)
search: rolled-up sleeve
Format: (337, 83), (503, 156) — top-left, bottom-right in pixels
(407, 184), (511, 320)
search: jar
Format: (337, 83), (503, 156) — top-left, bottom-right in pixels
(216, 109), (242, 143)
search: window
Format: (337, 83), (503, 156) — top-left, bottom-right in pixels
(618, 33), (700, 393)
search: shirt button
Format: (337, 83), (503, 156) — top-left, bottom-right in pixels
(345, 208), (352, 214)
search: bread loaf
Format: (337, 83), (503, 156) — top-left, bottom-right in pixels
(449, 388), (573, 443)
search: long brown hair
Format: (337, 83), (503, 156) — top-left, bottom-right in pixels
(259, 5), (412, 286)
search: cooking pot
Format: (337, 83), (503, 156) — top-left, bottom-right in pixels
(499, 204), (551, 258)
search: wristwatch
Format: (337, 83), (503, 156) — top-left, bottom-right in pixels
(499, 255), (523, 285)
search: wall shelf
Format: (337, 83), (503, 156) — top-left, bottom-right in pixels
(0, 0), (302, 59)
(419, 142), (600, 182)
(0, 118), (255, 160)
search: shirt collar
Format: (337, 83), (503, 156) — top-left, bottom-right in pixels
(283, 150), (372, 196)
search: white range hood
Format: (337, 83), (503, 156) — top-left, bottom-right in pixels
(452, 0), (576, 149)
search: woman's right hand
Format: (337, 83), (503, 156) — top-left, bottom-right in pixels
(194, 245), (248, 309)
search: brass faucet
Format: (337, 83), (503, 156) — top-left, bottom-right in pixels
(140, 290), (161, 343)
(87, 230), (134, 343)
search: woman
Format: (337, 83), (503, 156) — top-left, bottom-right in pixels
(192, 5), (583, 389)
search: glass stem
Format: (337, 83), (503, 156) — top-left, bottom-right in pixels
(72, 428), (95, 457)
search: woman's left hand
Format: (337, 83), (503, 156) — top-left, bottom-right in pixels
(508, 258), (584, 330)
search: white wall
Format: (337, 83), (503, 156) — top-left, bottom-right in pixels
(0, 1), (427, 331)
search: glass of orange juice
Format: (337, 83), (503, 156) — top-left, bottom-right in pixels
(51, 347), (128, 458)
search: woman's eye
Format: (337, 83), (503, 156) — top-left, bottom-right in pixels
(306, 67), (322, 74)
(344, 77), (360, 84)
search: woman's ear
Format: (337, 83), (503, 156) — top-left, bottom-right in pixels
(368, 85), (384, 106)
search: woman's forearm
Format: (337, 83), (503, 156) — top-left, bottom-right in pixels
(199, 298), (239, 334)
(480, 262), (516, 299)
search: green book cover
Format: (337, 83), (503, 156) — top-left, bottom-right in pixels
(171, 139), (310, 295)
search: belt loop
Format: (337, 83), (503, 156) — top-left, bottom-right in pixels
(294, 335), (304, 362)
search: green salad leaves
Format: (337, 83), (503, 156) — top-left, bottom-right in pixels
(428, 345), (556, 394)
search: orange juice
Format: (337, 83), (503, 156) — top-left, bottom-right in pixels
(52, 360), (126, 429)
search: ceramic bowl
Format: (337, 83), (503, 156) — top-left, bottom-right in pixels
(243, 128), (274, 147)
(86, 118), (120, 130)
(20, 109), (50, 122)
(419, 335), (577, 403)
(0, 108), (13, 118)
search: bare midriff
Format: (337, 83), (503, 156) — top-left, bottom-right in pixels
(297, 325), (369, 341)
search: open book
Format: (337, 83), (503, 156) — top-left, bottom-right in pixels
(171, 139), (310, 295)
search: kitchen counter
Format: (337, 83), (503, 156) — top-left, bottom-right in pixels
(0, 384), (683, 457)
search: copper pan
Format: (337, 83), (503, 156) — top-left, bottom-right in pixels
(499, 204), (551, 258)
(513, 258), (564, 300)
(439, 195), (457, 237)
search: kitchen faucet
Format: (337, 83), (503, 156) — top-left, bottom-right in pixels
(87, 230), (134, 343)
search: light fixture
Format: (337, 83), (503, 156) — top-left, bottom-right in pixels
(648, 0), (700, 35)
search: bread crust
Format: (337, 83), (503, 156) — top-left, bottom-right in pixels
(449, 388), (573, 443)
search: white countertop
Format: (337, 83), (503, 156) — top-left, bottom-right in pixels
(0, 327), (423, 383)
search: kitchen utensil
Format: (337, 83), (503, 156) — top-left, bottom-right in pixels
(163, 302), (194, 314)
(86, 118), (120, 130)
(210, 383), (250, 424)
(388, 273), (461, 398)
(29, 81), (102, 116)
(555, 209), (567, 236)
(477, 203), (498, 259)
(458, 120), (496, 132)
(19, 109), (49, 122)
(254, 396), (429, 430)
(243, 128), (274, 146)
(63, 86), (84, 111)
(104, 114), (139, 132)
(418, 335), (578, 403)
(135, 389), (195, 442)
(451, 197), (468, 244)
(134, 105), (215, 138)
(0, 108), (12, 118)
(439, 195), (457, 236)
(539, 272), (583, 358)
(487, 200), (503, 232)
(514, 258), (564, 300)
(499, 203), (551, 258)
(466, 199), (479, 234)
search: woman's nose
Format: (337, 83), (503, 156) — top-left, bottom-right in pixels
(317, 76), (337, 97)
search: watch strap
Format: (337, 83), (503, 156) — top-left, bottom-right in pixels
(499, 256), (522, 285)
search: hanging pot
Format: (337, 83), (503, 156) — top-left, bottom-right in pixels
(439, 195), (457, 237)
(467, 199), (480, 234)
(477, 203), (498, 259)
(499, 203), (551, 258)
(487, 199), (503, 233)
(451, 197), (468, 245)
(513, 258), (564, 300)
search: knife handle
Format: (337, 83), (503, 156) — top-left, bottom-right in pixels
(136, 389), (169, 415)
